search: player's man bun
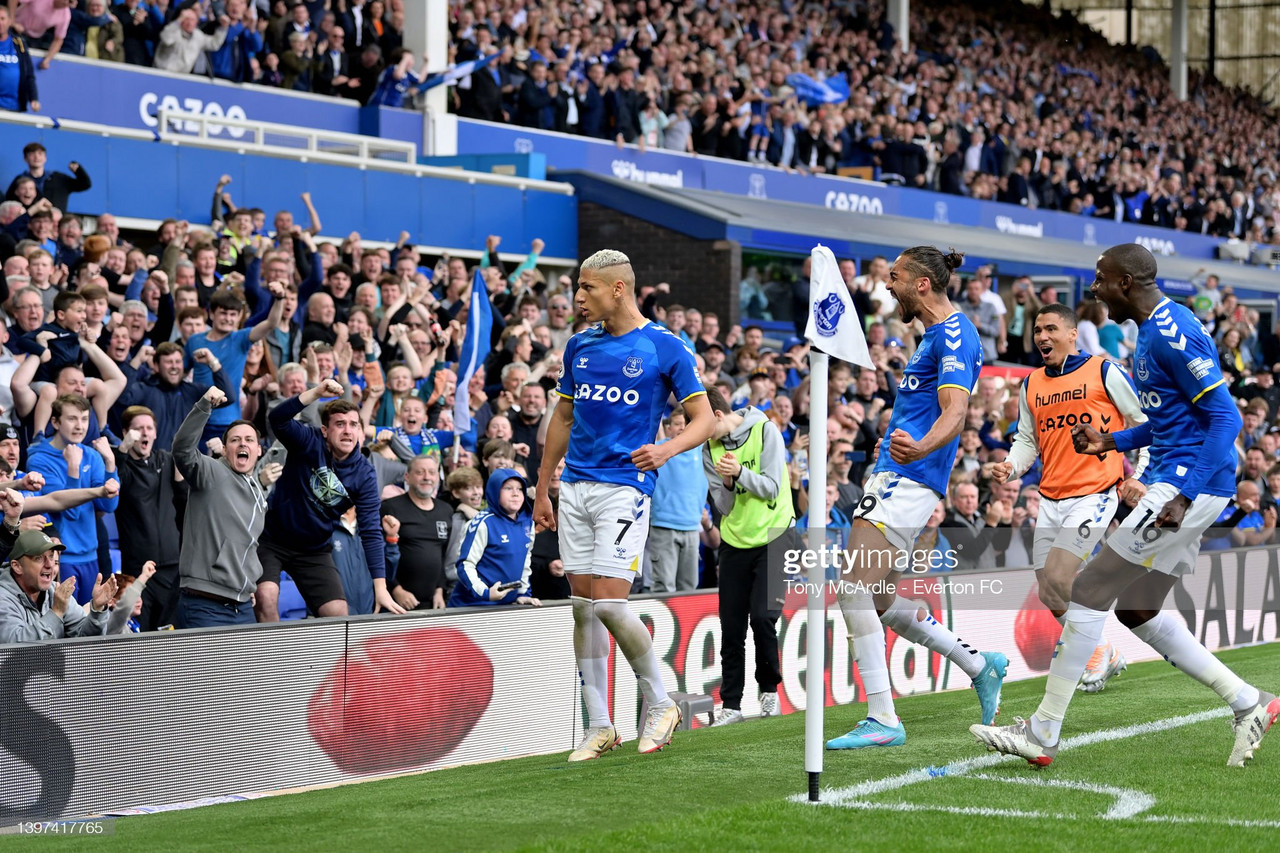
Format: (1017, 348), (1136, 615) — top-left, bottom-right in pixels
(899, 245), (963, 294)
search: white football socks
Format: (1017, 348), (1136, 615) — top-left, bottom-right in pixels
(571, 597), (612, 728)
(839, 585), (898, 727)
(880, 595), (985, 680)
(1032, 603), (1108, 745)
(1130, 612), (1260, 712)
(594, 599), (673, 708)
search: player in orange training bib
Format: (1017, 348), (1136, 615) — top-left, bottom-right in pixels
(990, 302), (1148, 692)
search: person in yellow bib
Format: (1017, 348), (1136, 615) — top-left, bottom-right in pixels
(703, 386), (795, 726)
(991, 302), (1149, 692)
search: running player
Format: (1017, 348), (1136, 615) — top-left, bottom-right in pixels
(990, 303), (1149, 692)
(828, 246), (1009, 751)
(534, 249), (715, 762)
(972, 243), (1278, 768)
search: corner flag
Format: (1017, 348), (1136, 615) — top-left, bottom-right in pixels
(804, 244), (873, 369)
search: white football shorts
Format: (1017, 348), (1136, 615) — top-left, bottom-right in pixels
(1033, 487), (1120, 566)
(557, 481), (651, 580)
(1105, 481), (1229, 576)
(856, 471), (941, 554)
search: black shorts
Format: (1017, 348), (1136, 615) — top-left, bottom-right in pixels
(258, 536), (347, 614)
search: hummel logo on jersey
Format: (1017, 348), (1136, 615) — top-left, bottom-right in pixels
(577, 356), (589, 368)
(623, 356), (643, 378)
(500, 534), (509, 543)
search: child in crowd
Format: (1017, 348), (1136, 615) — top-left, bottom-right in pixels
(448, 468), (538, 608)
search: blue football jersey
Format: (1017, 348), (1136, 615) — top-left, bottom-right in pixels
(873, 311), (983, 495)
(1128, 298), (1237, 497)
(555, 323), (705, 496)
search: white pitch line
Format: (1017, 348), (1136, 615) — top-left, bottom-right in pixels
(837, 802), (1280, 830)
(1141, 815), (1280, 829)
(792, 707), (1230, 808)
(966, 773), (1155, 820)
(840, 801), (1059, 820)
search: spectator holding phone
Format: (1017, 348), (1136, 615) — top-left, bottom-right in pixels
(448, 468), (539, 607)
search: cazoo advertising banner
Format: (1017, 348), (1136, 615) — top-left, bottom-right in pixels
(3, 548), (1278, 821)
(456, 119), (1223, 260)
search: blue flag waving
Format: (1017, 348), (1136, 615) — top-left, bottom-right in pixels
(418, 52), (501, 92)
(453, 268), (492, 433)
(786, 72), (850, 107)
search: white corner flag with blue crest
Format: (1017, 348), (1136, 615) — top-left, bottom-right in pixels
(804, 244), (873, 369)
(453, 268), (492, 434)
(801, 243), (872, 802)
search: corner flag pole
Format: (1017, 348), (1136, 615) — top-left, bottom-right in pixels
(804, 348), (829, 802)
(802, 244), (874, 802)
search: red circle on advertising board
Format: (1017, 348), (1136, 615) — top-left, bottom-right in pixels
(308, 627), (494, 774)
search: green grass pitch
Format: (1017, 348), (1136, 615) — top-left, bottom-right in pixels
(7, 644), (1278, 852)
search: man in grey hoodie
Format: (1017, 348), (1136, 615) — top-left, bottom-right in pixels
(172, 385), (267, 629)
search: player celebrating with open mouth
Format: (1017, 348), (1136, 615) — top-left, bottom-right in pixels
(990, 302), (1150, 693)
(535, 249), (715, 762)
(972, 243), (1278, 768)
(828, 246), (1009, 751)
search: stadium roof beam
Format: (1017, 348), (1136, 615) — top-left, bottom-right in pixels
(1171, 0), (1189, 99)
(888, 0), (909, 54)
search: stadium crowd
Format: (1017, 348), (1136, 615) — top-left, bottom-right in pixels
(446, 0), (1279, 241)
(0, 132), (1276, 643)
(0, 1), (1277, 241)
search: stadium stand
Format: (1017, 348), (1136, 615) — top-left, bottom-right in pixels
(5, 1), (1279, 240)
(4, 0), (1280, 827)
(0, 0), (1272, 619)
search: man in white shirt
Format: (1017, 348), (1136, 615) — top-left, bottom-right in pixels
(972, 265), (1007, 357)
(852, 255), (896, 320)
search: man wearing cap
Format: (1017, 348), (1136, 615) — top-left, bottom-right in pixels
(737, 366), (774, 411)
(0, 423), (21, 473)
(700, 340), (728, 386)
(0, 513), (117, 642)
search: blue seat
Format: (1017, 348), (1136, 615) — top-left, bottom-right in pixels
(278, 572), (308, 621)
(101, 513), (119, 549)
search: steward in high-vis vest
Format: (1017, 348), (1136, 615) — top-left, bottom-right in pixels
(993, 302), (1149, 693)
(703, 386), (795, 725)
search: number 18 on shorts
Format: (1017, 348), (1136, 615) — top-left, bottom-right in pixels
(558, 481), (651, 580)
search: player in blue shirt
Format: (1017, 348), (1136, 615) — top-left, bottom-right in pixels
(534, 249), (715, 762)
(827, 246), (1009, 751)
(972, 243), (1278, 768)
